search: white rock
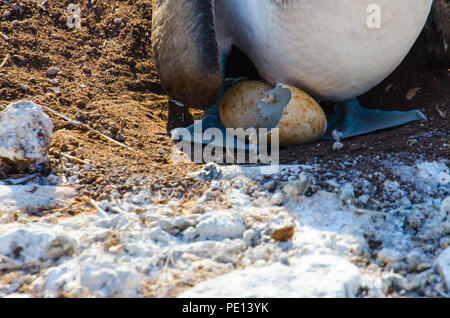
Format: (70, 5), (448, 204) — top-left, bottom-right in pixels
(383, 180), (400, 193)
(437, 172), (450, 186)
(333, 142), (344, 151)
(435, 247), (450, 290)
(196, 212), (246, 240)
(283, 172), (312, 197)
(339, 183), (355, 204)
(47, 67), (60, 77)
(441, 196), (450, 218)
(180, 254), (361, 298)
(0, 100), (53, 171)
(0, 185), (75, 212)
(377, 248), (406, 269)
(243, 229), (260, 246)
(0, 224), (76, 263)
(39, 249), (141, 297)
(148, 227), (174, 244)
(183, 227), (199, 242)
(271, 192), (285, 205)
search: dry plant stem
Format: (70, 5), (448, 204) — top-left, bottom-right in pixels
(0, 53), (10, 68)
(89, 199), (108, 217)
(352, 207), (388, 217)
(59, 152), (90, 165)
(41, 105), (135, 151)
(0, 32), (9, 41)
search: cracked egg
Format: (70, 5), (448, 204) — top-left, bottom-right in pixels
(219, 81), (327, 146)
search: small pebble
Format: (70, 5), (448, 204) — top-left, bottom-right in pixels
(116, 131), (125, 142)
(333, 142), (344, 151)
(271, 192), (285, 206)
(183, 227), (198, 242)
(437, 172), (450, 186)
(47, 67), (60, 77)
(82, 66), (91, 75)
(339, 183), (355, 204)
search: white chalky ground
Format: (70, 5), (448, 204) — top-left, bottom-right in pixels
(0, 156), (449, 298)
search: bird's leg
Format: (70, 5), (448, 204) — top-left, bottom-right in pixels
(171, 53), (231, 143)
(323, 98), (426, 140)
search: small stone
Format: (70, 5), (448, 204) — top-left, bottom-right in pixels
(333, 142), (344, 151)
(82, 66), (91, 75)
(20, 83), (28, 91)
(270, 212), (296, 242)
(46, 174), (61, 185)
(47, 67), (60, 77)
(406, 250), (426, 272)
(46, 235), (77, 259)
(270, 192), (285, 206)
(339, 183), (355, 205)
(243, 229), (260, 246)
(58, 15), (67, 24)
(214, 254), (236, 265)
(183, 227), (198, 242)
(358, 194), (370, 205)
(377, 248), (406, 270)
(51, 78), (59, 86)
(116, 131), (125, 142)
(173, 216), (193, 231)
(272, 226), (295, 242)
(437, 172), (450, 186)
(441, 196), (450, 218)
(148, 228), (173, 243)
(196, 212), (246, 240)
(435, 247), (450, 290)
(51, 87), (61, 95)
(440, 237), (450, 249)
(283, 172), (312, 197)
(381, 272), (406, 293)
(157, 217), (173, 232)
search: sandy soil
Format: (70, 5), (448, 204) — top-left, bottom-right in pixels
(0, 0), (448, 299)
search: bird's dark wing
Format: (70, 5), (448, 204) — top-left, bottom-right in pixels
(152, 0), (223, 109)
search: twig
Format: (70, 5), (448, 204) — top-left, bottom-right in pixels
(59, 152), (90, 165)
(89, 199), (108, 217)
(352, 207), (388, 217)
(0, 53), (10, 68)
(0, 32), (9, 41)
(6, 173), (38, 185)
(41, 105), (134, 151)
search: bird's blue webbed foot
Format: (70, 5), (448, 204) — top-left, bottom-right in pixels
(323, 98), (426, 140)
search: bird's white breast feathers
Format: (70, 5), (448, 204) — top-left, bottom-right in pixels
(215, 0), (433, 101)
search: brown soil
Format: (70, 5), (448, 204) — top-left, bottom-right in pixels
(0, 0), (448, 200)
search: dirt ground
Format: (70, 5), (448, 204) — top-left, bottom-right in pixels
(0, 0), (449, 198)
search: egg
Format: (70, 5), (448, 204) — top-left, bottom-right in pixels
(219, 81), (327, 146)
